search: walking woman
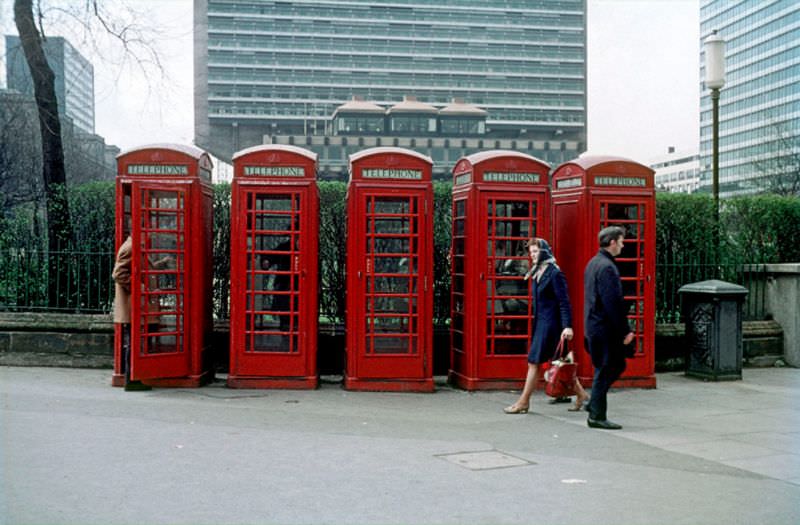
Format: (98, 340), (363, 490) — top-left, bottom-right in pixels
(504, 238), (589, 414)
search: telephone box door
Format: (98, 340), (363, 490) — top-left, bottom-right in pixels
(479, 192), (540, 377)
(130, 184), (190, 380)
(234, 188), (308, 376)
(354, 189), (430, 379)
(593, 197), (655, 377)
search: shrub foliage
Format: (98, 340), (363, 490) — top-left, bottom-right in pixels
(1, 182), (799, 319)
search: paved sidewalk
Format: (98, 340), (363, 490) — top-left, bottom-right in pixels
(1, 366), (798, 525)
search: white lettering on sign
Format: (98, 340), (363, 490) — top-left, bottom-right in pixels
(128, 164), (189, 176)
(595, 176), (646, 187)
(556, 177), (582, 189)
(362, 169), (422, 180)
(483, 172), (540, 183)
(454, 172), (472, 186)
(244, 166), (305, 177)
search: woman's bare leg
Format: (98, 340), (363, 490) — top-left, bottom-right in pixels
(505, 363), (539, 413)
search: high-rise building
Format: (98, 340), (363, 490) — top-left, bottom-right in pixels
(195, 0), (587, 172)
(699, 0), (800, 196)
(5, 35), (95, 134)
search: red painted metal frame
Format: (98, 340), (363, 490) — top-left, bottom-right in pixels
(551, 156), (656, 389)
(345, 147), (434, 392)
(113, 144), (214, 388)
(228, 145), (319, 389)
(448, 150), (551, 390)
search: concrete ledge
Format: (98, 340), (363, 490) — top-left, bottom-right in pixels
(0, 312), (113, 332)
(655, 320), (782, 339)
(764, 263), (800, 274)
(0, 317), (789, 371)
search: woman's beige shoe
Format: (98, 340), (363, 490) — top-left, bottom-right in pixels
(568, 396), (589, 412)
(503, 404), (529, 414)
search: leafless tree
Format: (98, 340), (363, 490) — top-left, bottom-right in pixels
(753, 120), (800, 197)
(0, 92), (43, 213)
(12, 0), (166, 306)
(14, 0), (71, 254)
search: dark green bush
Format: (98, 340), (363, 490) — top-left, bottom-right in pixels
(432, 181), (453, 324)
(2, 181), (799, 318)
(317, 181), (347, 323)
(656, 193), (720, 266)
(722, 194), (800, 263)
(212, 183), (231, 320)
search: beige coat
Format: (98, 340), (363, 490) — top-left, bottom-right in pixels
(112, 236), (133, 323)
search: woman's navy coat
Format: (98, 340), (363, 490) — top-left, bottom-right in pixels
(528, 264), (573, 364)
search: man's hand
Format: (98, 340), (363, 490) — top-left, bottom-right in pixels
(623, 332), (635, 345)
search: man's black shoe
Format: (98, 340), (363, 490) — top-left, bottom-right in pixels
(548, 396), (571, 404)
(587, 418), (622, 430)
(124, 380), (152, 392)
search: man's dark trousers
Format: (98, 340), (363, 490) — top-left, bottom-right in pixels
(586, 337), (626, 421)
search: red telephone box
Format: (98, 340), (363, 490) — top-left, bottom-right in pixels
(345, 147), (434, 392)
(113, 144), (214, 387)
(551, 156), (656, 388)
(228, 145), (319, 389)
(448, 150), (551, 390)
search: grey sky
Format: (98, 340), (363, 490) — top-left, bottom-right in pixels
(2, 0), (700, 163)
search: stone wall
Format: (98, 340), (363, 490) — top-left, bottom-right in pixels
(0, 313), (114, 368)
(765, 264), (800, 367)
(0, 313), (786, 373)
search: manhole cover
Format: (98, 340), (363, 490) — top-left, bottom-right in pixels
(436, 450), (534, 471)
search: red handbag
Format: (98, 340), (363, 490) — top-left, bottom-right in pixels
(544, 338), (577, 398)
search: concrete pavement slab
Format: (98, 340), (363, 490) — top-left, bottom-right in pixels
(1, 366), (798, 525)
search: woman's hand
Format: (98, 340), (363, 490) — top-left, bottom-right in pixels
(561, 327), (574, 340)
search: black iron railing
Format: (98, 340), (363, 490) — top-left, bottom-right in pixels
(0, 249), (114, 313)
(656, 262), (768, 323)
(0, 248), (771, 322)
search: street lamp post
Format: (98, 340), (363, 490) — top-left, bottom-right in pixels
(704, 30), (726, 213)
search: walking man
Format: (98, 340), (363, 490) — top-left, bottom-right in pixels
(583, 226), (634, 429)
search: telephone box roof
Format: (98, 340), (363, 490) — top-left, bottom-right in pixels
(117, 143), (208, 161)
(562, 155), (652, 172)
(463, 149), (548, 167)
(349, 147), (433, 165)
(233, 144), (318, 162)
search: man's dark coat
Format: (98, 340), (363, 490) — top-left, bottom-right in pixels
(583, 249), (631, 366)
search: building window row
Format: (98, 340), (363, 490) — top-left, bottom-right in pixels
(207, 54), (584, 76)
(210, 0), (582, 16)
(209, 104), (584, 124)
(701, 0), (778, 30)
(702, 0), (796, 41)
(208, 35), (584, 58)
(209, 22), (584, 46)
(207, 71), (583, 92)
(703, 65), (799, 104)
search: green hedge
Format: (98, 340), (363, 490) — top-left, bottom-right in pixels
(2, 182), (799, 320)
(655, 192), (800, 265)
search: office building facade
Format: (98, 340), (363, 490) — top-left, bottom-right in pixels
(699, 0), (799, 196)
(650, 148), (701, 194)
(5, 35), (95, 134)
(195, 0), (587, 174)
